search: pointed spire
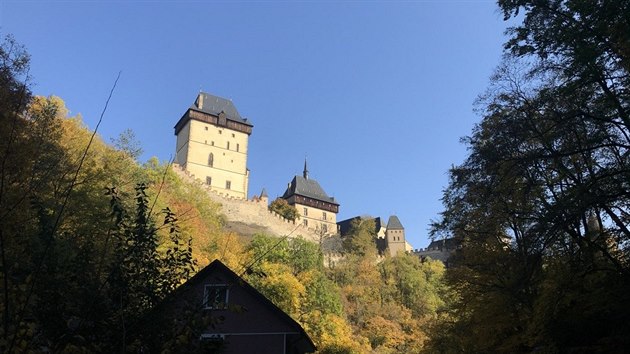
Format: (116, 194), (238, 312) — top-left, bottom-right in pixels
(303, 158), (309, 179)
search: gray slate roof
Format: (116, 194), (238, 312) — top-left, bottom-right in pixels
(282, 176), (338, 205)
(387, 215), (404, 230)
(191, 92), (252, 126)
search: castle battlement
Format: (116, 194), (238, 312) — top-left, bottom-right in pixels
(172, 163), (320, 241)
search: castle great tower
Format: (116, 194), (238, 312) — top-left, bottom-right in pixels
(174, 93), (253, 199)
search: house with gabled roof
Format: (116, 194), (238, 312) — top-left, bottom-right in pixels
(137, 259), (315, 353)
(281, 160), (339, 235)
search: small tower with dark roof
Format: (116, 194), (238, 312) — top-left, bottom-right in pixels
(281, 162), (339, 235)
(259, 188), (269, 205)
(385, 215), (407, 256)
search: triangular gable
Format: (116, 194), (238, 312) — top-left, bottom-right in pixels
(153, 259), (316, 353)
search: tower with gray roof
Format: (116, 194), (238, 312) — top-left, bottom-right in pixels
(385, 215), (407, 256)
(281, 161), (339, 235)
(174, 92), (253, 199)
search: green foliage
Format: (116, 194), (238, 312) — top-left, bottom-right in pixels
(427, 1), (630, 352)
(0, 35), (453, 353)
(342, 218), (378, 257)
(107, 184), (196, 318)
(244, 234), (365, 351)
(380, 254), (446, 317)
(111, 128), (143, 160)
(248, 234), (322, 275)
(268, 197), (299, 221)
(0, 36), (207, 350)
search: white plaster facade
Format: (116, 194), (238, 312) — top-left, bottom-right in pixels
(175, 93), (252, 199)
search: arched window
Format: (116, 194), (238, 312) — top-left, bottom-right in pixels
(208, 153), (214, 167)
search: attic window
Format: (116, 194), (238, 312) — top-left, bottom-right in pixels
(204, 285), (229, 310)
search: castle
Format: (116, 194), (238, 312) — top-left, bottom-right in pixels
(337, 215), (413, 257)
(174, 92), (411, 256)
(174, 93), (252, 199)
(281, 160), (339, 235)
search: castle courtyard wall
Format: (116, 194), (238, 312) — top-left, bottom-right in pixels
(172, 164), (319, 241)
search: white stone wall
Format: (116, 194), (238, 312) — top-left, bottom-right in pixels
(181, 119), (250, 199)
(172, 164), (320, 241)
(294, 202), (338, 235)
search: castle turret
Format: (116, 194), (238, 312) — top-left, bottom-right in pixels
(259, 188), (269, 205)
(385, 215), (406, 256)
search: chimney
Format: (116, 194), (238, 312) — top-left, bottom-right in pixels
(197, 93), (204, 109)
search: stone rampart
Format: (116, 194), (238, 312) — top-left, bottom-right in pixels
(172, 164), (320, 241)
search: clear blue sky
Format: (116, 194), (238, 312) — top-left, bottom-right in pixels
(2, 0), (507, 249)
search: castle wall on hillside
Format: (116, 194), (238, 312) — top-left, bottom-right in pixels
(172, 164), (320, 242)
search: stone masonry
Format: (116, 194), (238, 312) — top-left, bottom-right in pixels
(172, 164), (320, 242)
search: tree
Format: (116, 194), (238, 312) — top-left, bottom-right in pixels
(0, 35), (201, 350)
(111, 128), (143, 160)
(428, 1), (630, 351)
(342, 218), (378, 257)
(268, 197), (298, 221)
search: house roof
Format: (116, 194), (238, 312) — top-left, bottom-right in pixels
(282, 175), (338, 205)
(177, 260), (316, 351)
(190, 92), (253, 127)
(387, 215), (404, 230)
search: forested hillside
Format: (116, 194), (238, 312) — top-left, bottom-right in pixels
(3, 0), (628, 352)
(0, 35), (448, 353)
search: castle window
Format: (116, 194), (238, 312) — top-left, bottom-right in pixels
(225, 181), (231, 190)
(322, 224), (328, 233)
(205, 126), (208, 131)
(303, 207), (308, 216)
(203, 284), (229, 310)
(236, 143), (240, 152)
(208, 153), (214, 167)
(227, 141), (230, 150)
(205, 140), (207, 144)
(206, 176), (212, 185)
(219, 130), (222, 134)
(232, 133), (235, 138)
(211, 141), (215, 146)
(322, 212), (327, 221)
(303, 219), (308, 227)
